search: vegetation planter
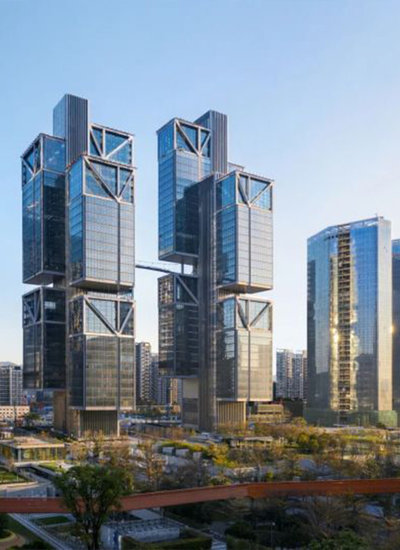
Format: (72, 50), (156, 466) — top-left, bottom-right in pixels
(0, 529), (15, 542)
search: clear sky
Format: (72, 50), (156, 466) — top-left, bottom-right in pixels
(2, 0), (400, 365)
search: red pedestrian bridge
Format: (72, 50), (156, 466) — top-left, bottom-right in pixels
(0, 478), (400, 514)
(2, 478), (400, 514)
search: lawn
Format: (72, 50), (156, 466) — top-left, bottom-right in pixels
(0, 469), (25, 484)
(38, 462), (64, 473)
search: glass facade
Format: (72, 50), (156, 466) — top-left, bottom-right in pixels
(22, 134), (66, 284)
(216, 171), (273, 292)
(307, 217), (393, 417)
(393, 240), (400, 412)
(158, 119), (211, 262)
(66, 135), (136, 411)
(157, 111), (274, 430)
(216, 297), (272, 401)
(67, 155), (135, 287)
(23, 287), (66, 390)
(22, 95), (136, 435)
(158, 274), (198, 377)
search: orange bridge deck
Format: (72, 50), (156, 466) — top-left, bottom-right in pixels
(3, 478), (400, 514)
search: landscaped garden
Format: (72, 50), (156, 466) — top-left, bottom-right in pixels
(0, 468), (25, 484)
(5, 515), (53, 549)
(122, 529), (212, 549)
(37, 462), (65, 473)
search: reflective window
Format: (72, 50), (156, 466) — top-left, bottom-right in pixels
(217, 174), (236, 209)
(181, 124), (197, 149)
(43, 172), (65, 273)
(91, 161), (117, 195)
(68, 159), (83, 201)
(109, 142), (131, 165)
(90, 136), (101, 157)
(92, 127), (103, 152)
(43, 137), (65, 172)
(158, 123), (174, 159)
(217, 206), (236, 285)
(85, 164), (111, 198)
(218, 299), (235, 329)
(105, 131), (126, 154)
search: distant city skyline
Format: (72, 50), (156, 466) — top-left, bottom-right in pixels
(3, 1), (400, 365)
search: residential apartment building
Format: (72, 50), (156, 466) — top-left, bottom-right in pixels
(0, 363), (23, 406)
(136, 342), (154, 404)
(276, 350), (307, 400)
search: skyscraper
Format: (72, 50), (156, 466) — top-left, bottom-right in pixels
(0, 363), (23, 406)
(392, 239), (400, 415)
(22, 94), (135, 436)
(276, 350), (307, 400)
(307, 217), (395, 426)
(136, 342), (155, 404)
(157, 112), (273, 430)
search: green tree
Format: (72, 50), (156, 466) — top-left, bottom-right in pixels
(55, 463), (133, 550)
(23, 411), (41, 428)
(307, 529), (369, 549)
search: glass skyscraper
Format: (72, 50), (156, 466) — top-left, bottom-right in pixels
(157, 112), (273, 430)
(22, 94), (135, 436)
(392, 239), (400, 415)
(307, 217), (395, 426)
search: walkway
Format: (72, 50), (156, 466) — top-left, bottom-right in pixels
(10, 514), (74, 550)
(1, 478), (400, 513)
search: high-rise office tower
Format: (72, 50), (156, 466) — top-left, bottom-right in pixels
(135, 342), (155, 404)
(276, 350), (307, 400)
(22, 94), (135, 436)
(392, 240), (400, 416)
(307, 217), (395, 426)
(0, 363), (23, 406)
(157, 112), (273, 430)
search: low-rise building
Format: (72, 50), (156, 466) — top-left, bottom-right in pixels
(0, 437), (66, 464)
(0, 406), (29, 422)
(249, 402), (286, 424)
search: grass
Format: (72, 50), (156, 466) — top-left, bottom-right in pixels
(36, 515), (70, 526)
(0, 469), (25, 484)
(38, 462), (64, 473)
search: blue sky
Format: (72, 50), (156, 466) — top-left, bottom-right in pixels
(2, 0), (400, 364)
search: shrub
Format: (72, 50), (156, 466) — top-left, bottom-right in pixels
(225, 521), (256, 541)
(0, 514), (8, 538)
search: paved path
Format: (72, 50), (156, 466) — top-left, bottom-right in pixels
(10, 513), (73, 550)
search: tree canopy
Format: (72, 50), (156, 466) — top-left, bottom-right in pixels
(55, 463), (133, 550)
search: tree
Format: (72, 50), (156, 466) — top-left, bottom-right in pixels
(307, 529), (369, 549)
(23, 411), (40, 428)
(298, 495), (374, 543)
(172, 457), (211, 488)
(134, 440), (165, 491)
(55, 463), (133, 550)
